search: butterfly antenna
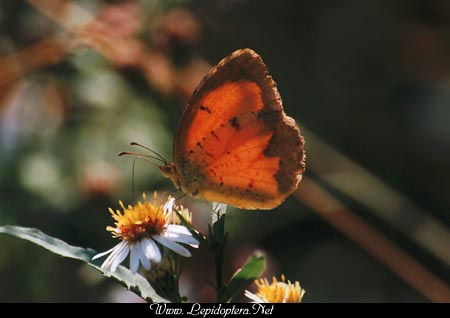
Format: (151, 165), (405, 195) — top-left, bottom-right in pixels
(123, 152), (163, 200)
(131, 157), (137, 200)
(176, 192), (187, 202)
(118, 151), (165, 166)
(130, 142), (168, 165)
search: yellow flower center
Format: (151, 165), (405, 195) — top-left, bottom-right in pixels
(107, 193), (168, 242)
(255, 275), (305, 303)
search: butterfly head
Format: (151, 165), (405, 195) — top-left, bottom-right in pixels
(160, 162), (203, 198)
(159, 163), (180, 188)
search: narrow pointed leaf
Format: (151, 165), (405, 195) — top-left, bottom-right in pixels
(173, 209), (206, 244)
(219, 253), (265, 303)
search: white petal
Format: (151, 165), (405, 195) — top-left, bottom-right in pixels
(153, 236), (191, 257)
(138, 243), (151, 271)
(140, 238), (151, 259)
(142, 238), (162, 263)
(110, 243), (130, 272)
(163, 231), (199, 247)
(100, 241), (127, 270)
(244, 290), (263, 303)
(165, 224), (199, 247)
(102, 241), (129, 272)
(130, 243), (140, 274)
(164, 198), (175, 214)
(166, 224), (192, 236)
(92, 245), (117, 260)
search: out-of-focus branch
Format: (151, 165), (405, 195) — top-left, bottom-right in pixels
(302, 127), (450, 269)
(25, 0), (209, 98)
(295, 124), (450, 302)
(26, 0), (92, 29)
(0, 0), (208, 101)
(295, 176), (450, 303)
(0, 35), (67, 89)
(27, 0), (145, 67)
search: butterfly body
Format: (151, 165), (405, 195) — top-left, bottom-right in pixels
(160, 48), (305, 210)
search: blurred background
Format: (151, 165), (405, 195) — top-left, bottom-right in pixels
(1, 0), (450, 302)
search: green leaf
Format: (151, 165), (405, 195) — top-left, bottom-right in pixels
(173, 209), (206, 245)
(219, 252), (265, 303)
(0, 225), (169, 303)
(211, 213), (226, 243)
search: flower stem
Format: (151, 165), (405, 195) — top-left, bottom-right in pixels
(215, 245), (224, 299)
(209, 212), (227, 302)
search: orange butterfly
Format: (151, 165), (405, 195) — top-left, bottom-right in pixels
(160, 48), (305, 210)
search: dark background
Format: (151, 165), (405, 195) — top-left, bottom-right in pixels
(0, 0), (449, 302)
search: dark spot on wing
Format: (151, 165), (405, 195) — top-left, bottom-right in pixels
(210, 130), (220, 141)
(199, 105), (212, 113)
(229, 116), (240, 130)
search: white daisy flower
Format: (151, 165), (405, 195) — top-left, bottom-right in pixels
(93, 192), (199, 274)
